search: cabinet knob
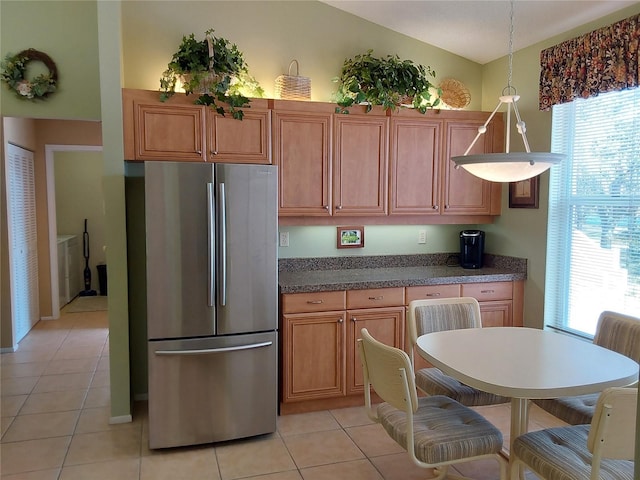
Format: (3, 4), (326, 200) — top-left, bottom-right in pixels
(336, 205), (343, 210)
(425, 293), (441, 297)
(351, 316), (357, 322)
(432, 205), (439, 210)
(481, 290), (495, 294)
(444, 205), (450, 209)
(337, 318), (343, 323)
(368, 296), (383, 300)
(210, 151), (218, 156)
(324, 205), (329, 210)
(196, 150), (202, 154)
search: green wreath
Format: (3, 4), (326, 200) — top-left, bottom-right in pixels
(0, 49), (57, 100)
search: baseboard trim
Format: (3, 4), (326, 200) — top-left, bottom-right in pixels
(0, 346), (17, 353)
(109, 414), (133, 425)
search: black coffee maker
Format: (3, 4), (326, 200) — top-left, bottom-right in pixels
(460, 230), (485, 269)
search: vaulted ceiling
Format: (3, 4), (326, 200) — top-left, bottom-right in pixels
(321, 1), (638, 64)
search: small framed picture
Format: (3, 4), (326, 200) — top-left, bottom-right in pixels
(337, 226), (365, 249)
(509, 175), (539, 209)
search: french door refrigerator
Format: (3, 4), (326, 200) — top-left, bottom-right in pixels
(145, 161), (278, 449)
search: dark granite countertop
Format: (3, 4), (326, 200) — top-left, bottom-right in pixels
(278, 254), (527, 294)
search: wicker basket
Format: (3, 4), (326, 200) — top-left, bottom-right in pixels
(275, 60), (311, 100)
(439, 78), (471, 109)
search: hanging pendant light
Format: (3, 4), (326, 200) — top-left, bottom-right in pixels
(451, 0), (564, 183)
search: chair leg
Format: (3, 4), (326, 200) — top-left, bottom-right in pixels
(510, 457), (527, 480)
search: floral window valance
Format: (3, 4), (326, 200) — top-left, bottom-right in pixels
(539, 13), (639, 111)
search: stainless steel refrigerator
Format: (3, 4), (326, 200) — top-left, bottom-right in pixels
(144, 161), (278, 449)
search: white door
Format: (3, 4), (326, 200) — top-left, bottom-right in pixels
(6, 144), (39, 345)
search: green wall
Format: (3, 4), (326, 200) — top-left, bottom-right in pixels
(0, 1), (101, 120)
(277, 225), (472, 259)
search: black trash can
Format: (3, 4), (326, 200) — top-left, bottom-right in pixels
(97, 264), (107, 296)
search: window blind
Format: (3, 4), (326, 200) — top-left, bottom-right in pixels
(545, 88), (640, 337)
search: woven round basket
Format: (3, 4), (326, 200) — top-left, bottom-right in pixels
(275, 60), (311, 100)
(180, 72), (225, 94)
(439, 78), (471, 109)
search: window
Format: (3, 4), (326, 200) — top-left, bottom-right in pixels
(545, 88), (640, 337)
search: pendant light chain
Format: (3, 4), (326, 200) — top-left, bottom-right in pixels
(450, 0), (564, 182)
(507, 0), (514, 91)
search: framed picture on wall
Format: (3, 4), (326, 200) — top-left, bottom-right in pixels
(509, 175), (539, 209)
(337, 226), (364, 249)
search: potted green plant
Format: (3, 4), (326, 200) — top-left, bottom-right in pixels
(334, 49), (441, 114)
(159, 29), (263, 120)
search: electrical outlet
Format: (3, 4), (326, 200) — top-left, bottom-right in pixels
(418, 229), (427, 244)
(279, 232), (290, 247)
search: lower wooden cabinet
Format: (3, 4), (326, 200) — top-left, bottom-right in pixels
(346, 307), (404, 395)
(282, 310), (346, 402)
(280, 281), (523, 413)
(280, 289), (404, 412)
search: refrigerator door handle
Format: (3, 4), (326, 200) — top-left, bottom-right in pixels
(155, 341), (273, 356)
(207, 182), (215, 308)
(218, 182), (227, 306)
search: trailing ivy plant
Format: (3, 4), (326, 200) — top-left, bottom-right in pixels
(334, 50), (441, 114)
(159, 29), (263, 120)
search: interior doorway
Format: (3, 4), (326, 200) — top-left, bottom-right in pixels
(45, 145), (104, 318)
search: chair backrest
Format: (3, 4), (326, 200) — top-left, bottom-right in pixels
(593, 311), (640, 362)
(586, 386), (637, 479)
(357, 327), (418, 413)
(407, 297), (482, 351)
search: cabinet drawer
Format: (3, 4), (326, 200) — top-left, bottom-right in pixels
(461, 282), (512, 301)
(282, 291), (346, 314)
(406, 284), (460, 304)
(347, 288), (405, 309)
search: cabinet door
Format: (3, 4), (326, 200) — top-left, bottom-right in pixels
(207, 109), (271, 164)
(134, 103), (206, 161)
(441, 120), (493, 214)
(333, 115), (388, 216)
(346, 307), (404, 395)
(389, 118), (441, 215)
(479, 300), (513, 327)
(282, 311), (346, 402)
(274, 111), (332, 216)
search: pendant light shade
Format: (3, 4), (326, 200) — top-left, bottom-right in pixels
(454, 152), (563, 183)
(452, 0), (564, 182)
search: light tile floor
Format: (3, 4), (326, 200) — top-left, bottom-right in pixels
(1, 307), (567, 479)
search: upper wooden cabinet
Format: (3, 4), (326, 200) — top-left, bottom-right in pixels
(122, 88), (271, 164)
(442, 118), (502, 215)
(273, 101), (333, 216)
(389, 118), (441, 215)
(123, 90), (503, 222)
(133, 103), (207, 162)
(207, 108), (271, 164)
(389, 110), (503, 218)
(333, 113), (389, 216)
(273, 101), (388, 217)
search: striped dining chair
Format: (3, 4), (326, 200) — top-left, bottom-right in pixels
(406, 297), (510, 406)
(534, 310), (640, 425)
(357, 328), (507, 480)
(511, 387), (636, 480)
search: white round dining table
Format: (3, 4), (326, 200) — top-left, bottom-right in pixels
(416, 327), (639, 459)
